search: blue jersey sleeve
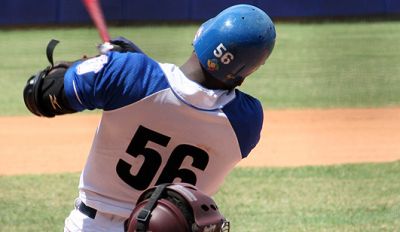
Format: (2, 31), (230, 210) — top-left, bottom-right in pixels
(64, 52), (169, 111)
(222, 90), (264, 158)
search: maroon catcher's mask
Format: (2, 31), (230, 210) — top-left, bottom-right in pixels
(125, 183), (230, 232)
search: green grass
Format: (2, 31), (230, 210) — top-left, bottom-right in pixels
(215, 162), (400, 231)
(0, 174), (79, 232)
(251, 22), (400, 109)
(1, 21), (400, 115)
(1, 162), (399, 232)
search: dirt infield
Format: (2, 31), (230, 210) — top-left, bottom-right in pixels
(1, 108), (399, 176)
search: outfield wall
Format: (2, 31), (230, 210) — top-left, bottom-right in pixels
(1, 0), (400, 26)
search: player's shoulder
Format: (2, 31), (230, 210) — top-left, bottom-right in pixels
(106, 51), (164, 79)
(225, 89), (263, 115)
(108, 51), (157, 67)
(222, 89), (263, 158)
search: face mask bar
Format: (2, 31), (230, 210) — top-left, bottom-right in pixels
(220, 220), (230, 232)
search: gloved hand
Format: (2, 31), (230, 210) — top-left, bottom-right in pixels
(98, 36), (144, 54)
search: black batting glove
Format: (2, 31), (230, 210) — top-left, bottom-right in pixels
(110, 36), (144, 53)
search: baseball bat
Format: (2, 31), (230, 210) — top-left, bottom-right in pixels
(82, 0), (110, 42)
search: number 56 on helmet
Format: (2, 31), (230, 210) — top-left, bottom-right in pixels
(193, 4), (276, 88)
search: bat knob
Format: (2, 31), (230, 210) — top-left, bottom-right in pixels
(98, 42), (114, 54)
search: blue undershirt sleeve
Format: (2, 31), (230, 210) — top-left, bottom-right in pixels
(222, 90), (264, 158)
(64, 52), (168, 111)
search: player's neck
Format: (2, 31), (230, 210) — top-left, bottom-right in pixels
(180, 53), (230, 90)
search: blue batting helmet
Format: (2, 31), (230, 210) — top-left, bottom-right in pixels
(193, 4), (276, 88)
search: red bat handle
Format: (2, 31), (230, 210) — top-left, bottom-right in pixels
(82, 0), (110, 42)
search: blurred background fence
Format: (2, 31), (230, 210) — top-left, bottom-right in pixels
(1, 0), (400, 26)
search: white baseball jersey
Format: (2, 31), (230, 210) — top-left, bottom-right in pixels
(64, 51), (263, 218)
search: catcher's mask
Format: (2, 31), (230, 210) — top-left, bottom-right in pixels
(193, 4), (276, 88)
(125, 183), (230, 232)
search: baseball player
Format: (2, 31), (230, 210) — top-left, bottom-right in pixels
(23, 4), (276, 232)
